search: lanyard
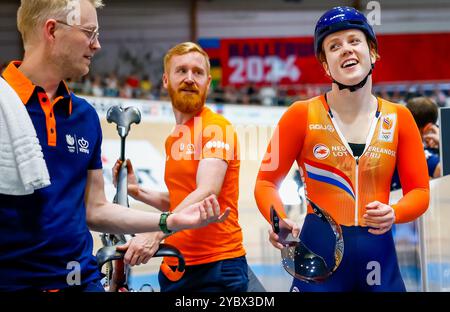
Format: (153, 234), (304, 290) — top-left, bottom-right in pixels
(323, 94), (381, 159)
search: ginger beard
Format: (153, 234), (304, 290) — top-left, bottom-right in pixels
(168, 81), (207, 114)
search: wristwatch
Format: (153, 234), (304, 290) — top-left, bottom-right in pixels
(159, 212), (173, 234)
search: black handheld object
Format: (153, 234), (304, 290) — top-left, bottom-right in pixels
(270, 206), (299, 246)
(271, 205), (280, 233)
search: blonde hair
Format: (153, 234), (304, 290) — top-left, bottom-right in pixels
(17, 0), (104, 46)
(164, 42), (210, 74)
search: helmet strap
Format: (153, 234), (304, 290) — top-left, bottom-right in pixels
(332, 63), (375, 92)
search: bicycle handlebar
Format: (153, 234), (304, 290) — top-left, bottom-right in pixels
(96, 243), (185, 272)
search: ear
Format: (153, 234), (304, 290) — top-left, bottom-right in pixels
(162, 72), (169, 89)
(322, 61), (331, 77)
(206, 74), (212, 92)
(422, 122), (433, 135)
(43, 19), (58, 43)
(369, 47), (377, 65)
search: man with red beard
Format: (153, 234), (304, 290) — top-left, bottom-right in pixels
(114, 42), (248, 292)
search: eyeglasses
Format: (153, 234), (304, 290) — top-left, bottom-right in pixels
(271, 198), (344, 282)
(56, 20), (99, 45)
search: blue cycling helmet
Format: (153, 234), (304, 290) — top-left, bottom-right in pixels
(314, 6), (377, 58)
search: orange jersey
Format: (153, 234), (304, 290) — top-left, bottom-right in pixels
(164, 106), (245, 266)
(255, 95), (429, 226)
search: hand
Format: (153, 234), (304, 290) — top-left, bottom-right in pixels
(167, 194), (231, 231)
(268, 218), (300, 250)
(423, 124), (439, 149)
(364, 201), (396, 235)
(112, 159), (140, 198)
(115, 232), (164, 266)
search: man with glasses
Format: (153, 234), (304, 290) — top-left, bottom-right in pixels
(0, 0), (229, 292)
(55, 19), (100, 46)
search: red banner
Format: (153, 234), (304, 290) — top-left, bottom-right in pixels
(219, 33), (450, 86)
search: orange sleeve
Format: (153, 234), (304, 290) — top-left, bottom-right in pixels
(392, 105), (430, 223)
(254, 102), (308, 223)
(201, 117), (237, 164)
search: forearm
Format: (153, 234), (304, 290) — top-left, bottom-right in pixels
(254, 102), (306, 224)
(87, 201), (164, 234)
(393, 188), (430, 223)
(395, 106), (431, 223)
(172, 158), (228, 212)
(134, 188), (170, 212)
(172, 187), (214, 212)
(255, 179), (287, 223)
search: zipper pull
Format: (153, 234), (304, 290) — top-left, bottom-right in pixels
(356, 156), (359, 165)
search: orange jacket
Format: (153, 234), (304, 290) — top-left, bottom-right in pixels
(255, 95), (429, 226)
